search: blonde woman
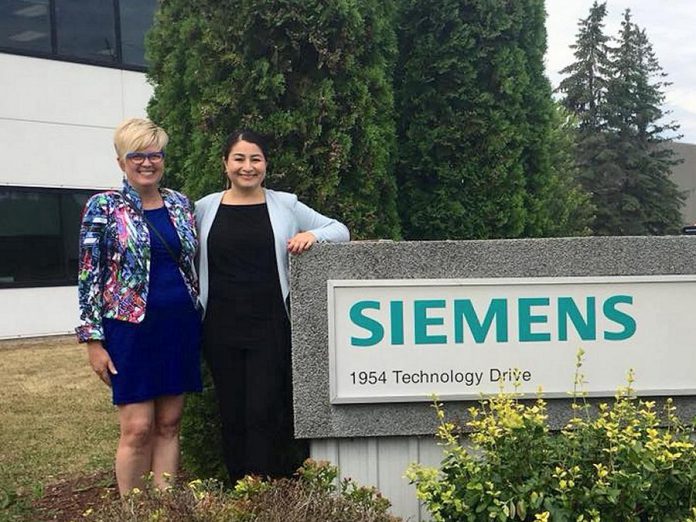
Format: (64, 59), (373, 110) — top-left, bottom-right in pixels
(76, 118), (201, 494)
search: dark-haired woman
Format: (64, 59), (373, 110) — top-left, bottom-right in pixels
(195, 130), (349, 482)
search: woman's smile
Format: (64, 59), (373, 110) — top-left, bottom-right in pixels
(224, 139), (268, 192)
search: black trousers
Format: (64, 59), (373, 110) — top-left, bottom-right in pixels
(203, 311), (308, 483)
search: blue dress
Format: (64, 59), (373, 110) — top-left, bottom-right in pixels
(103, 206), (202, 405)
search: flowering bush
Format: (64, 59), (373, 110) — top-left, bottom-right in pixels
(407, 351), (696, 521)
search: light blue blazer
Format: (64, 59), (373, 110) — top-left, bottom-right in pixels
(195, 189), (350, 315)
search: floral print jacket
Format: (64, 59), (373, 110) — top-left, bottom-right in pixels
(75, 179), (199, 343)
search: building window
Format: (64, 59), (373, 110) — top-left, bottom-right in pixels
(0, 0), (158, 70)
(55, 0), (117, 63)
(0, 0), (52, 54)
(119, 0), (157, 68)
(0, 187), (97, 288)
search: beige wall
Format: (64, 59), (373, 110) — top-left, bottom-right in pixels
(0, 53), (152, 190)
(671, 142), (696, 226)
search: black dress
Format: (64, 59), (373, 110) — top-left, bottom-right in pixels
(202, 202), (307, 483)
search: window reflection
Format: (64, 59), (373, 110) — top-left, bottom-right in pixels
(55, 0), (117, 62)
(0, 188), (96, 287)
(119, 0), (157, 67)
(0, 0), (51, 53)
(0, 0), (158, 69)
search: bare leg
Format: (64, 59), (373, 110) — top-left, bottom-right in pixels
(151, 394), (185, 489)
(115, 401), (155, 495)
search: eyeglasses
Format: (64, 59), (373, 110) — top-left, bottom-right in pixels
(125, 151), (165, 164)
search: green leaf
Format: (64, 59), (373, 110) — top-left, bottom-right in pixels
(516, 499), (526, 519)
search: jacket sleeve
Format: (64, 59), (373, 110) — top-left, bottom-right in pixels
(75, 194), (109, 343)
(293, 198), (350, 243)
(174, 190), (200, 295)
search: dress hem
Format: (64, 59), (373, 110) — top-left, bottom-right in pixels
(112, 386), (202, 406)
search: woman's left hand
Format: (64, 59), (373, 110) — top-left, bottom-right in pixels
(287, 232), (317, 255)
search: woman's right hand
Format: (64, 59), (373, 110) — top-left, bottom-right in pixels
(86, 341), (118, 387)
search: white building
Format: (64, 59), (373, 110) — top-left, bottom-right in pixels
(1, 1), (695, 340)
(0, 0), (156, 338)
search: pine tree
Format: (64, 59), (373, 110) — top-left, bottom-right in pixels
(558, 5), (683, 235)
(598, 10), (684, 235)
(557, 1), (610, 131)
(147, 0), (400, 239)
(555, 1), (614, 234)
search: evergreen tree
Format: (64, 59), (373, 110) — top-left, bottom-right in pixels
(558, 6), (683, 236)
(544, 103), (596, 236)
(555, 1), (613, 234)
(146, 0), (401, 481)
(147, 0), (400, 239)
(598, 10), (683, 235)
(557, 1), (610, 131)
(395, 0), (590, 240)
(516, 0), (593, 237)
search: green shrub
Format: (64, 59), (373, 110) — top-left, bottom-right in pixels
(407, 352), (696, 521)
(147, 0), (401, 240)
(88, 459), (400, 522)
(180, 364), (228, 486)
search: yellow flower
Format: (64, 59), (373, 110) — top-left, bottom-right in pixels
(593, 463), (609, 479)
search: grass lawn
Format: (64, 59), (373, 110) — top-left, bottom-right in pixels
(0, 336), (118, 520)
(0, 337), (403, 522)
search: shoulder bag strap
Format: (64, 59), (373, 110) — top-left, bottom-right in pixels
(121, 193), (184, 270)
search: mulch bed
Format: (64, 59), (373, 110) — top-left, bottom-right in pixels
(32, 470), (118, 522)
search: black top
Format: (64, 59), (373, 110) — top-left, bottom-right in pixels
(208, 203), (278, 287)
(204, 203), (285, 346)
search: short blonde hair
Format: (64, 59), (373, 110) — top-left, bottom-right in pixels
(113, 118), (169, 160)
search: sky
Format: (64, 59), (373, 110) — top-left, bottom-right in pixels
(545, 0), (696, 144)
